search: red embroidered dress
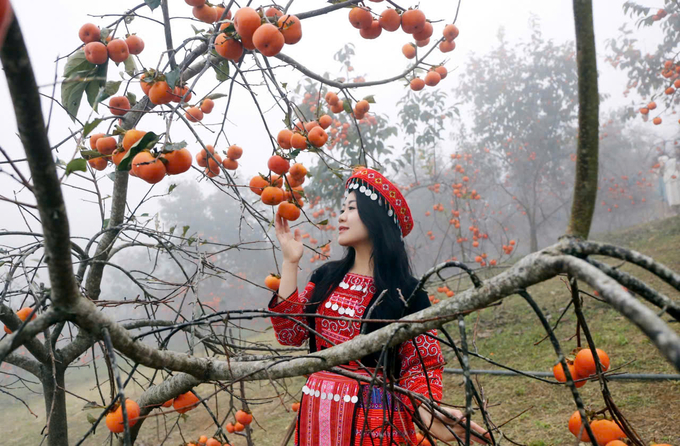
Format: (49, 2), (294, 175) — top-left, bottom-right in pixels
(269, 272), (446, 446)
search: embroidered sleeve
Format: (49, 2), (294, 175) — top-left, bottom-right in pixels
(268, 281), (316, 347)
(397, 328), (446, 411)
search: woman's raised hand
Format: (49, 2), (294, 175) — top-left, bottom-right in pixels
(275, 213), (304, 264)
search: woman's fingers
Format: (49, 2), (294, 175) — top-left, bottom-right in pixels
(294, 228), (301, 242)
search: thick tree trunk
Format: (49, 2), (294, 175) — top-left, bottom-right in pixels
(41, 365), (69, 446)
(527, 214), (539, 253)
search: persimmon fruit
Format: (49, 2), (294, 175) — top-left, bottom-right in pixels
(162, 148), (192, 175)
(268, 155), (290, 174)
(125, 34), (144, 55)
(132, 151), (166, 184)
(4, 307), (37, 334)
(107, 39), (130, 63)
(84, 41), (108, 65)
(278, 201), (301, 221)
(105, 399), (140, 433)
(109, 96), (130, 116)
(79, 23), (101, 43)
(253, 23), (285, 56)
(277, 14), (302, 44)
(261, 186), (285, 205)
(173, 392), (200, 414)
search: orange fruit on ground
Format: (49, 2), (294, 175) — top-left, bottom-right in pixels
(443, 24), (459, 41)
(307, 127), (328, 147)
(225, 422), (235, 433)
(253, 23), (285, 57)
(379, 9), (401, 31)
(278, 201), (300, 221)
(173, 392), (200, 414)
(234, 7), (262, 41)
(96, 136), (118, 155)
(261, 186), (285, 205)
(233, 421), (245, 432)
(278, 129), (294, 149)
(90, 133), (104, 149)
(79, 23), (101, 43)
(227, 145), (243, 160)
(402, 43), (416, 59)
(291, 402), (300, 412)
(348, 7), (372, 30)
(434, 66), (448, 79)
(105, 399), (140, 433)
(148, 81), (174, 105)
(88, 157), (108, 171)
(109, 96), (130, 116)
(125, 35), (144, 55)
(4, 307), (37, 334)
(132, 151), (166, 184)
(264, 274), (281, 291)
(193, 4), (218, 23)
(200, 98), (215, 114)
(205, 153), (222, 177)
(249, 176), (268, 195)
(574, 348), (610, 377)
(440, 40), (456, 52)
(318, 115), (332, 129)
(161, 399), (173, 408)
(162, 148), (192, 175)
(84, 41), (108, 65)
(360, 20), (382, 39)
(277, 14), (302, 44)
(107, 39), (130, 63)
(410, 78), (425, 91)
(268, 155), (290, 174)
(401, 9), (426, 34)
(185, 106), (204, 122)
(123, 129), (147, 150)
(289, 163), (307, 180)
(222, 158), (238, 170)
(413, 21), (433, 41)
(424, 71), (441, 87)
(215, 33), (244, 61)
(653, 117), (662, 125)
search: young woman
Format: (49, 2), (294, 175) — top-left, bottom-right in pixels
(269, 167), (488, 445)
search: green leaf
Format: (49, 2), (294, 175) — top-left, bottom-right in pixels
(106, 172), (116, 181)
(318, 219), (328, 225)
(79, 150), (102, 159)
(94, 80), (122, 107)
(363, 95), (376, 103)
(61, 77), (89, 121)
(140, 213), (149, 217)
(63, 50), (95, 78)
(213, 58), (230, 81)
(165, 67), (181, 89)
(187, 237), (196, 246)
(83, 118), (103, 137)
(126, 91), (137, 106)
(284, 112), (291, 128)
(162, 141), (187, 152)
(102, 218), (110, 229)
(168, 183), (177, 193)
(66, 158), (87, 175)
(116, 132), (160, 171)
(100, 28), (111, 41)
(169, 225), (176, 234)
(86, 413), (97, 425)
(124, 57), (137, 77)
(281, 82), (287, 89)
(182, 225), (190, 237)
(144, 0), (161, 10)
(343, 99), (353, 114)
(207, 93), (228, 100)
(86, 81), (101, 110)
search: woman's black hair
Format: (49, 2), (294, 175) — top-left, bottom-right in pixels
(305, 188), (431, 378)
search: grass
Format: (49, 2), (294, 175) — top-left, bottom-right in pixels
(2, 216), (680, 445)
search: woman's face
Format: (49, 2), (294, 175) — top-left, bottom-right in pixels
(337, 192), (370, 247)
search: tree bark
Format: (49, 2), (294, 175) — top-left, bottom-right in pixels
(566, 0), (599, 239)
(41, 365), (69, 446)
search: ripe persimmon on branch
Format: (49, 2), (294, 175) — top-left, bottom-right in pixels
(0, 0), (679, 446)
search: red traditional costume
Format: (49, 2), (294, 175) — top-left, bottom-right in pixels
(268, 167), (446, 446)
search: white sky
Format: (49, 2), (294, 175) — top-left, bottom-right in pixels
(0, 0), (656, 243)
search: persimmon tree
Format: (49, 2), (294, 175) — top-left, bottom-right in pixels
(0, 1), (679, 446)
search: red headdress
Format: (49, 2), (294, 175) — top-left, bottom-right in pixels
(344, 167), (414, 238)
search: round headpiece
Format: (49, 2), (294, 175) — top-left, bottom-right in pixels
(344, 167), (414, 238)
